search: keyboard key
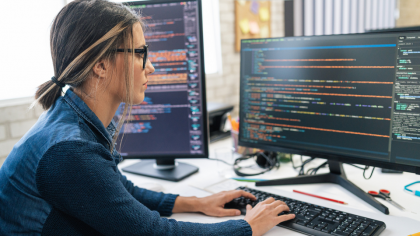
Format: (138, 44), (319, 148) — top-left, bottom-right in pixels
(307, 222), (316, 229)
(348, 225), (358, 230)
(332, 230), (350, 236)
(344, 228), (354, 233)
(322, 228), (332, 233)
(296, 220), (307, 226)
(362, 225), (378, 236)
(335, 226), (346, 231)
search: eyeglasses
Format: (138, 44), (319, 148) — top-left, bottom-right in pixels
(115, 44), (148, 69)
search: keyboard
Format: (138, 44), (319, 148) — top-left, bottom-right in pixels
(225, 187), (386, 236)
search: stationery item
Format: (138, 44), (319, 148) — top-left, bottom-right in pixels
(260, 25), (269, 38)
(228, 115), (259, 154)
(189, 177), (246, 194)
(249, 21), (260, 35)
(232, 177), (267, 182)
(408, 232), (420, 236)
(238, 0), (246, 5)
(293, 190), (348, 205)
(259, 7), (269, 21)
(368, 189), (406, 211)
(405, 181), (420, 197)
(250, 0), (259, 14)
(239, 18), (250, 34)
(227, 114), (239, 132)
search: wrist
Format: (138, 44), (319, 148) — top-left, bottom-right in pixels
(173, 196), (200, 213)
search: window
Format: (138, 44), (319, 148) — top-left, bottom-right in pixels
(201, 0), (223, 74)
(0, 0), (65, 101)
(293, 0), (397, 37)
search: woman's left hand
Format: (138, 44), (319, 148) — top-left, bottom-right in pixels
(197, 190), (256, 217)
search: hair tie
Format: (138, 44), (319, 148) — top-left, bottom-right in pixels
(51, 76), (65, 88)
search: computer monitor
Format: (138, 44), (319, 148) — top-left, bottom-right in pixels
(114, 0), (208, 182)
(238, 31), (420, 214)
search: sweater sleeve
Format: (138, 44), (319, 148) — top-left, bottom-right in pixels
(36, 141), (252, 236)
(117, 168), (177, 216)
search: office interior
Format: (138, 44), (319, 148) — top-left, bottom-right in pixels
(1, 0), (420, 235)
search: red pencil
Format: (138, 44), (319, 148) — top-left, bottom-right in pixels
(293, 190), (348, 205)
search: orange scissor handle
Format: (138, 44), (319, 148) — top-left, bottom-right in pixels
(379, 189), (390, 197)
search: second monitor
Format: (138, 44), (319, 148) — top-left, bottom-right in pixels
(114, 0), (208, 181)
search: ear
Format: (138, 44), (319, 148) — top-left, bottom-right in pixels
(92, 59), (108, 78)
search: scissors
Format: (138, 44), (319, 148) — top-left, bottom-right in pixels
(368, 189), (406, 211)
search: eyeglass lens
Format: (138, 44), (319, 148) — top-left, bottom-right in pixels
(143, 46), (148, 69)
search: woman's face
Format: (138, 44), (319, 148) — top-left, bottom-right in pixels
(112, 22), (154, 105)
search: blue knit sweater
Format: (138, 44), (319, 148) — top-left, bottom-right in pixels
(0, 89), (253, 235)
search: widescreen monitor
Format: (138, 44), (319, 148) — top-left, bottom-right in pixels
(238, 31), (420, 213)
(114, 0), (208, 181)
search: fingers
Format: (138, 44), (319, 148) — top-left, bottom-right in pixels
(274, 203), (289, 213)
(218, 208), (242, 217)
(269, 199), (286, 208)
(261, 197), (276, 204)
(227, 190), (257, 201)
(276, 213), (296, 224)
(246, 204), (252, 211)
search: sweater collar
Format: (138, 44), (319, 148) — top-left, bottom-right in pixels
(63, 88), (116, 149)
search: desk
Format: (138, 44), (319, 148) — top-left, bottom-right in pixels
(118, 138), (420, 235)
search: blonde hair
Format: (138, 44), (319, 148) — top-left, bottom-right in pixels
(34, 0), (144, 151)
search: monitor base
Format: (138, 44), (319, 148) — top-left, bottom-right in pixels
(256, 160), (389, 214)
(122, 160), (199, 182)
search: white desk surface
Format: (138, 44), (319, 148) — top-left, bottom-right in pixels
(118, 138), (420, 235)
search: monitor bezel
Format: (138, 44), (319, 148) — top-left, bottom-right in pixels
(238, 29), (420, 175)
(120, 0), (209, 160)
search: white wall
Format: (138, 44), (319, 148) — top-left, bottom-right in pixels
(0, 99), (44, 166)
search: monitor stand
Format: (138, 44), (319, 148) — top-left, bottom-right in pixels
(122, 159), (199, 182)
(256, 160), (389, 214)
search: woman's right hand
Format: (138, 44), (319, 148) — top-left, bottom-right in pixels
(243, 197), (295, 236)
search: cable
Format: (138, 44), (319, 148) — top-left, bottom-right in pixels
(363, 166), (375, 179)
(233, 151), (280, 176)
(258, 152), (280, 169)
(298, 157), (315, 176)
(208, 158), (233, 166)
(291, 155), (314, 170)
(291, 155), (302, 169)
(307, 161), (328, 175)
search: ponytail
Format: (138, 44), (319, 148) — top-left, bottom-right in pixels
(35, 80), (63, 110)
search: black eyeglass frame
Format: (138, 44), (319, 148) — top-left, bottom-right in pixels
(115, 44), (148, 69)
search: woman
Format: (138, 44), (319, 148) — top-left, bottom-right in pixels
(0, 0), (294, 235)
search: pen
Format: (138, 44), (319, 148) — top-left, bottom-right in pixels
(293, 190), (348, 205)
(231, 177), (267, 182)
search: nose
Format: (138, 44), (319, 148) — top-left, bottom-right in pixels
(146, 59), (155, 74)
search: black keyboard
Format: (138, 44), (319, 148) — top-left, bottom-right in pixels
(225, 187), (386, 236)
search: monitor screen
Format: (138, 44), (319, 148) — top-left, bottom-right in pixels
(114, 0), (207, 159)
(239, 32), (420, 171)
